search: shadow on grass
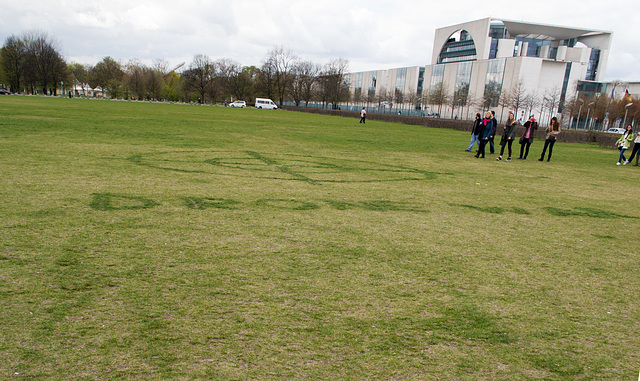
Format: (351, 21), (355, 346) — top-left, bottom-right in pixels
(450, 203), (531, 215)
(545, 207), (637, 219)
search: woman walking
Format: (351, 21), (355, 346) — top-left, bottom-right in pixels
(616, 124), (634, 165)
(518, 115), (537, 160)
(624, 129), (640, 166)
(538, 117), (561, 162)
(497, 112), (517, 161)
(475, 111), (494, 158)
(466, 113), (482, 152)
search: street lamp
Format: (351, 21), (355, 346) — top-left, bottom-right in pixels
(622, 102), (633, 128)
(585, 102), (595, 130)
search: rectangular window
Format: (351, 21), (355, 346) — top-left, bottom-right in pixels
(484, 58), (506, 108)
(586, 49), (600, 81)
(430, 64), (444, 91)
(395, 67), (407, 92)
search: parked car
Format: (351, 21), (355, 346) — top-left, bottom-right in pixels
(606, 128), (626, 134)
(229, 100), (246, 108)
(0, 89), (10, 95)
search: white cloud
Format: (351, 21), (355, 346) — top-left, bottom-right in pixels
(0, 0), (638, 81)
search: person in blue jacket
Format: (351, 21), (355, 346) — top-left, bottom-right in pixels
(475, 111), (494, 158)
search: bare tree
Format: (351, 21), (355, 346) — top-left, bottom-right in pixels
(182, 54), (215, 103)
(524, 91), (540, 120)
(544, 86), (562, 124)
(262, 46), (297, 105)
(429, 80), (449, 116)
(509, 80), (528, 121)
(451, 83), (470, 119)
(482, 81), (501, 112)
(319, 58), (350, 109)
(23, 31), (66, 95)
(289, 60), (319, 107)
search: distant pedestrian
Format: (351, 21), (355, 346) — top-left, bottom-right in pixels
(538, 117), (561, 162)
(497, 112), (517, 161)
(518, 115), (538, 160)
(466, 113), (482, 152)
(360, 107), (367, 124)
(617, 124), (634, 165)
(626, 130), (640, 166)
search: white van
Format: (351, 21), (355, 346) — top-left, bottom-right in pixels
(255, 98), (278, 109)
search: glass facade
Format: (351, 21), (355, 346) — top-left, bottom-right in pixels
(417, 67), (425, 96)
(438, 30), (477, 64)
(368, 71), (377, 93)
(558, 62), (572, 113)
(454, 61), (472, 107)
(484, 58), (506, 108)
(586, 49), (600, 81)
(395, 67), (407, 92)
(354, 72), (363, 92)
(514, 37), (552, 57)
(430, 64), (445, 90)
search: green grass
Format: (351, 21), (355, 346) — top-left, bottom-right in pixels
(0, 96), (639, 379)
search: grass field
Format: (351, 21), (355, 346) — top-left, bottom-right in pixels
(0, 96), (639, 380)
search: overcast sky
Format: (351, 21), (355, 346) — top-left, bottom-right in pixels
(1, 0), (638, 81)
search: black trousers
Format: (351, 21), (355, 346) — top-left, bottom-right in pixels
(477, 139), (488, 157)
(519, 140), (532, 159)
(539, 139), (556, 161)
(628, 142), (640, 162)
(499, 139), (513, 157)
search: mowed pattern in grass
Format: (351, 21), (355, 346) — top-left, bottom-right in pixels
(0, 96), (639, 379)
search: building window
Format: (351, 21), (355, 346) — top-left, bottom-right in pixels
(484, 58), (506, 108)
(514, 37), (552, 57)
(417, 67), (425, 96)
(395, 67), (407, 92)
(430, 64), (444, 90)
(368, 71), (377, 93)
(438, 30), (477, 64)
(586, 49), (600, 81)
(354, 72), (363, 91)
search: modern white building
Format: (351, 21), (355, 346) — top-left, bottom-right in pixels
(347, 18), (613, 121)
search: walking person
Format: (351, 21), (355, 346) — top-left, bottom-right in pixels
(538, 117), (561, 162)
(475, 111), (494, 158)
(359, 107), (367, 124)
(497, 112), (517, 161)
(518, 115), (538, 160)
(616, 124), (634, 165)
(489, 110), (497, 154)
(466, 113), (482, 152)
(626, 129), (640, 166)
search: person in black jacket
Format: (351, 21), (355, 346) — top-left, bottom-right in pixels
(466, 113), (482, 152)
(497, 112), (517, 161)
(489, 110), (498, 154)
(518, 115), (538, 160)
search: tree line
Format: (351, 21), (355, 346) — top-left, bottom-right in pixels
(0, 31), (350, 107)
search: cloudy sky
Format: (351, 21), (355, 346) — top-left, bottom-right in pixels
(1, 0), (638, 81)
